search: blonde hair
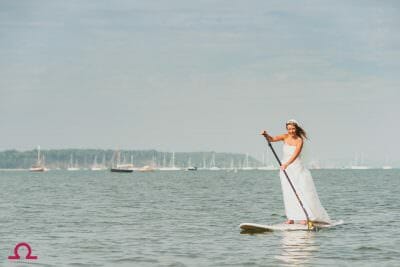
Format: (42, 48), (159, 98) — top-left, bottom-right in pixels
(286, 121), (308, 140)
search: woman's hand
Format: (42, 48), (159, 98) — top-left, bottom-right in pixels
(280, 163), (289, 170)
(261, 130), (272, 142)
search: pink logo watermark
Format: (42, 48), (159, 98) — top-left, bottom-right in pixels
(8, 242), (38, 260)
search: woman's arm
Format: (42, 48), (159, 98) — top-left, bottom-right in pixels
(281, 139), (303, 170)
(261, 131), (286, 143)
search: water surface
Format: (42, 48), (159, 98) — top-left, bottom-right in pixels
(0, 169), (399, 266)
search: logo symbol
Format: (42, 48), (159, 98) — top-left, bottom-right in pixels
(8, 242), (38, 260)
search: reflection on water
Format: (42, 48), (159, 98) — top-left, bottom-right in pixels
(275, 231), (318, 266)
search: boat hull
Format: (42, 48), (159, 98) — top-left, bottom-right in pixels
(29, 167), (46, 172)
(110, 168), (133, 173)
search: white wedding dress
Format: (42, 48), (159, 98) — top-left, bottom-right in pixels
(279, 143), (331, 223)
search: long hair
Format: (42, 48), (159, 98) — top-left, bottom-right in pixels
(286, 122), (308, 140)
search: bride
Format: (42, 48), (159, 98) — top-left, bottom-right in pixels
(261, 119), (330, 225)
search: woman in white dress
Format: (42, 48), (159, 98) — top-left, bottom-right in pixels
(261, 119), (330, 225)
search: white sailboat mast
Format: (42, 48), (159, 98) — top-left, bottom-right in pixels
(171, 152), (175, 168)
(37, 146), (41, 164)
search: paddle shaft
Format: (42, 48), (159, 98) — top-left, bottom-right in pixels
(265, 138), (312, 228)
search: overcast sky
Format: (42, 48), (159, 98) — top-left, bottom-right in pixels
(1, 0), (399, 166)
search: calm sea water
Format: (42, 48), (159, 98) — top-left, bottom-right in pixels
(0, 169), (399, 266)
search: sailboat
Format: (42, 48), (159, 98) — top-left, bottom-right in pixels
(209, 153), (220, 171)
(110, 151), (134, 172)
(137, 153), (156, 172)
(257, 151), (277, 170)
(90, 155), (106, 171)
(382, 157), (393, 169)
(138, 165), (154, 172)
(159, 152), (181, 171)
(67, 154), (80, 171)
(227, 158), (238, 172)
(198, 154), (207, 170)
(29, 146), (47, 172)
(186, 157), (197, 171)
(242, 153), (255, 170)
(350, 153), (370, 169)
(157, 152), (165, 170)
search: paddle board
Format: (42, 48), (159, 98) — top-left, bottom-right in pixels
(240, 220), (343, 233)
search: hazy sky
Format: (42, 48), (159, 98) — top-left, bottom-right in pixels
(1, 0), (399, 165)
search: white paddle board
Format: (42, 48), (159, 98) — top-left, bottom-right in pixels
(240, 220), (343, 233)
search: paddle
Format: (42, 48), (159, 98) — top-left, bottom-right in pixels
(261, 131), (315, 231)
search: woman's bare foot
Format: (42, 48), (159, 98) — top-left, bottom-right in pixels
(284, 219), (294, 224)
